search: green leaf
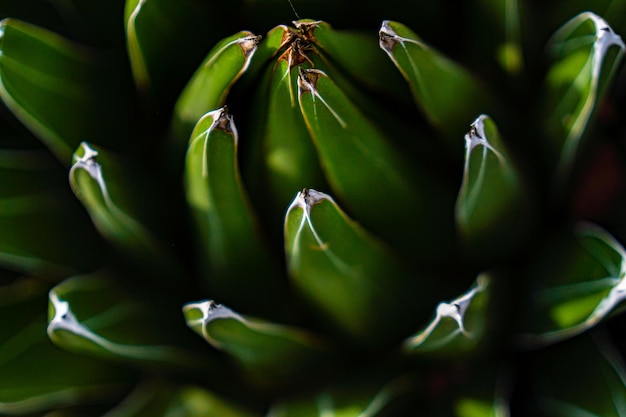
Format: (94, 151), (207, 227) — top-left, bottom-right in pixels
(101, 381), (262, 417)
(0, 149), (103, 279)
(403, 274), (491, 356)
(455, 115), (534, 265)
(526, 334), (626, 417)
(268, 377), (410, 417)
(124, 0), (235, 105)
(47, 271), (206, 371)
(247, 54), (327, 222)
(171, 30), (261, 147)
(0, 18), (131, 165)
(284, 189), (444, 346)
(379, 20), (494, 153)
(453, 363), (513, 417)
(183, 299), (332, 389)
(69, 142), (182, 280)
(300, 20), (409, 102)
(296, 68), (456, 262)
(184, 107), (285, 315)
(0, 277), (135, 415)
(518, 223), (626, 347)
(543, 11), (625, 177)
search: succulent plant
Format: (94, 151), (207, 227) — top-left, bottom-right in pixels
(3, 1), (626, 415)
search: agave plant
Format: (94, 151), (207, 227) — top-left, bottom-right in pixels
(2, 0), (626, 415)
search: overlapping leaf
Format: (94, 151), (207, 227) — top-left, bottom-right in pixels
(172, 30), (261, 147)
(296, 68), (456, 261)
(379, 20), (494, 153)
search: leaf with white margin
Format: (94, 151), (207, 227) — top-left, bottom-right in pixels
(172, 31), (261, 146)
(69, 142), (182, 279)
(518, 222), (626, 348)
(543, 11), (625, 177)
(403, 274), (490, 355)
(456, 115), (533, 265)
(183, 299), (332, 389)
(297, 68), (456, 263)
(379, 20), (494, 153)
(48, 272), (208, 372)
(284, 189), (448, 347)
(184, 107), (284, 315)
(0, 277), (135, 415)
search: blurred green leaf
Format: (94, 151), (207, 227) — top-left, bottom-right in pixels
(455, 115), (533, 265)
(0, 18), (132, 165)
(526, 333), (626, 416)
(268, 377), (411, 417)
(184, 107), (285, 315)
(543, 11), (625, 177)
(101, 381), (262, 417)
(0, 148), (103, 279)
(519, 223), (626, 347)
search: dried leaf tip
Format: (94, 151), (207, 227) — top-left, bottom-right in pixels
(297, 68), (324, 94)
(379, 21), (400, 52)
(240, 35), (262, 57)
(293, 20), (322, 40)
(183, 299), (241, 323)
(205, 106), (237, 138)
(290, 188), (330, 212)
(69, 142), (105, 192)
(464, 114), (498, 155)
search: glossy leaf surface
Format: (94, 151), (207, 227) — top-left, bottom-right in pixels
(184, 107), (283, 314)
(284, 189), (439, 346)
